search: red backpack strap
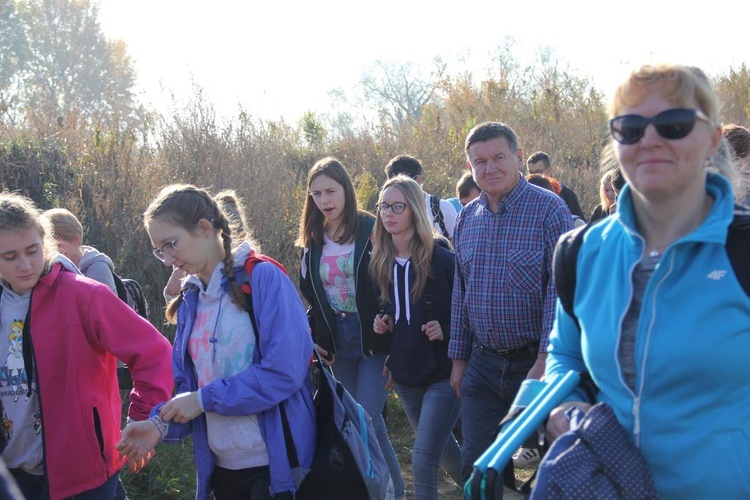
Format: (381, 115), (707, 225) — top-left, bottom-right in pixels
(241, 250), (288, 295)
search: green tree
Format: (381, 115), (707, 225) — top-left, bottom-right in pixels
(14, 0), (143, 130)
(0, 0), (26, 126)
(714, 64), (750, 125)
(300, 110), (327, 148)
(359, 58), (446, 126)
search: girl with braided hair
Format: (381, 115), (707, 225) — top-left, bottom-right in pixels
(163, 189), (252, 303)
(118, 184), (316, 499)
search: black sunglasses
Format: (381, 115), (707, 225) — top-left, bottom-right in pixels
(609, 108), (709, 145)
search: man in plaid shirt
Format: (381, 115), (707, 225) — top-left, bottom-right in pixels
(448, 121), (574, 479)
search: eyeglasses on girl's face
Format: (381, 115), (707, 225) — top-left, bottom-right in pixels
(609, 108), (709, 145)
(375, 202), (409, 215)
(152, 238), (179, 261)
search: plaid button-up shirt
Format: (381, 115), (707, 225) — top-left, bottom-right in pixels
(448, 177), (574, 359)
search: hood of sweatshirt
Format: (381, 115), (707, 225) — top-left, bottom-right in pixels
(50, 252), (82, 274)
(183, 241), (254, 295)
(77, 245), (115, 275)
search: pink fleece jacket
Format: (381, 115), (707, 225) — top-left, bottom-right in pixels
(25, 263), (173, 499)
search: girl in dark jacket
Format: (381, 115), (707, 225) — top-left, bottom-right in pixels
(371, 176), (462, 499)
(297, 157), (404, 498)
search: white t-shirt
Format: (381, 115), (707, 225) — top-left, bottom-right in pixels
(189, 242), (269, 469)
(0, 286), (43, 475)
(424, 193), (457, 238)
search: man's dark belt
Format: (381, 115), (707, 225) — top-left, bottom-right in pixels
(476, 341), (539, 359)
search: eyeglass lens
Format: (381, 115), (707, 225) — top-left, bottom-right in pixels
(153, 240), (178, 260)
(378, 202), (407, 214)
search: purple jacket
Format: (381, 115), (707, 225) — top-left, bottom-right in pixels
(154, 260), (316, 499)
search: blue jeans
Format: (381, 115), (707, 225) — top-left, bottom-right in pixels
(10, 468), (120, 499)
(114, 476), (128, 500)
(395, 379), (462, 499)
(460, 344), (535, 481)
(331, 312), (405, 498)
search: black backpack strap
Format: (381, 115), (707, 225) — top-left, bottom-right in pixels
(430, 195), (448, 238)
(111, 272), (129, 303)
(728, 204), (750, 298)
(127, 279), (149, 318)
(552, 223), (593, 329)
(278, 401), (300, 468)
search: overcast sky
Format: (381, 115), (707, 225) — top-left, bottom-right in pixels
(97, 0), (750, 123)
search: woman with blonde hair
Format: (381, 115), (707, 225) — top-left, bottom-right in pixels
(371, 176), (461, 499)
(544, 63), (750, 498)
(588, 169), (617, 223)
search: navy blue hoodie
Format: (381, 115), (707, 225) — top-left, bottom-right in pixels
(382, 244), (454, 387)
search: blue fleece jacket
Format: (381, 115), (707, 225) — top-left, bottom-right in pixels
(545, 173), (750, 499)
(153, 258), (316, 499)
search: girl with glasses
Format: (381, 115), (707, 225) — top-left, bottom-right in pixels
(296, 157), (404, 498)
(543, 64), (750, 498)
(117, 185), (316, 500)
(0, 192), (173, 499)
(370, 176), (462, 499)
(162, 190), (250, 303)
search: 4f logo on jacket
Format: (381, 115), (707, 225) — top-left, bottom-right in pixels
(707, 270), (728, 281)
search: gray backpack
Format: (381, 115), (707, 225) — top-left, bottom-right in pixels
(286, 357), (395, 500)
(244, 254), (394, 499)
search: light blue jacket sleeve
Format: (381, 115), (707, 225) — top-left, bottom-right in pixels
(545, 301), (595, 404)
(200, 263), (314, 415)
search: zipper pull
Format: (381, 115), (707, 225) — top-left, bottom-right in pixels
(632, 396), (641, 438)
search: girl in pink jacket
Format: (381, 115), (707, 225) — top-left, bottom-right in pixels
(0, 192), (173, 499)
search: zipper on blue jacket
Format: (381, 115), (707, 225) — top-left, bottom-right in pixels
(634, 248), (676, 448)
(614, 236), (642, 444)
(632, 396), (641, 443)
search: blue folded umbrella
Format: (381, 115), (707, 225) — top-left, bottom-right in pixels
(464, 370), (581, 500)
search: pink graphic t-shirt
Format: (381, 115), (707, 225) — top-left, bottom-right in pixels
(320, 235), (356, 313)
